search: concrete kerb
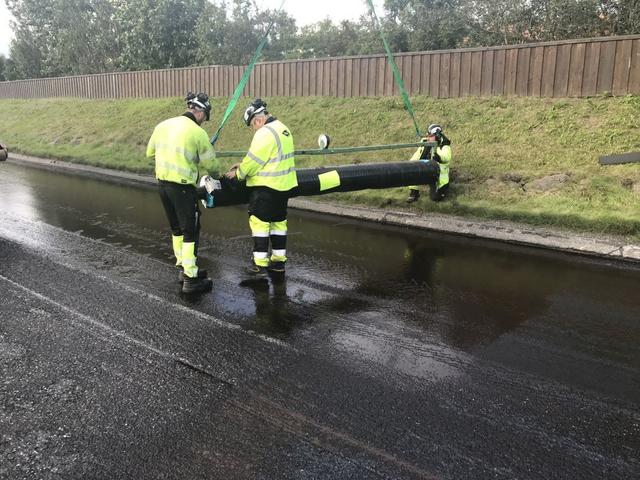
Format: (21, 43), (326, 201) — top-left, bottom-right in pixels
(10, 154), (157, 188)
(9, 153), (640, 264)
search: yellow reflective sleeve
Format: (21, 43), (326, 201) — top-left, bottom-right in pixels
(197, 130), (220, 177)
(318, 170), (341, 191)
(146, 128), (157, 158)
(438, 145), (452, 164)
(409, 147), (423, 161)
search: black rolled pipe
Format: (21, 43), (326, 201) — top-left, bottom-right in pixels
(201, 160), (439, 208)
(293, 161), (438, 196)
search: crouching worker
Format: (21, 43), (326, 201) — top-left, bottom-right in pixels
(146, 92), (220, 293)
(406, 124), (452, 203)
(225, 98), (298, 280)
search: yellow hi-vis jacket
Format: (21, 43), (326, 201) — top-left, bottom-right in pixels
(147, 115), (219, 186)
(410, 139), (452, 189)
(236, 118), (298, 192)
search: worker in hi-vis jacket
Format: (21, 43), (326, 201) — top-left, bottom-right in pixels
(147, 92), (219, 294)
(225, 98), (298, 280)
(406, 124), (452, 203)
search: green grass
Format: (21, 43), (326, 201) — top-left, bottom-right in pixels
(1, 95), (639, 240)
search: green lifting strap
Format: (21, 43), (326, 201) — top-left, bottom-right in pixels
(210, 0), (287, 145)
(366, 0), (422, 139)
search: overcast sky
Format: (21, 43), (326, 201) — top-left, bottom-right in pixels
(0, 0), (13, 57)
(0, 0), (382, 58)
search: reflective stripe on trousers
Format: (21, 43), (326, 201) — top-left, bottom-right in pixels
(269, 220), (287, 263)
(181, 241), (199, 278)
(172, 235), (184, 267)
(249, 215), (287, 266)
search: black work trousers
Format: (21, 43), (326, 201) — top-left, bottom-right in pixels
(158, 181), (201, 249)
(247, 187), (290, 265)
(247, 187), (289, 222)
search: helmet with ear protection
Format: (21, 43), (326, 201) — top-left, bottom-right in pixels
(186, 92), (212, 121)
(243, 98), (268, 126)
(427, 123), (443, 141)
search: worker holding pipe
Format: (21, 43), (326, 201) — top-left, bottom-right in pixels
(225, 98), (298, 279)
(147, 92), (219, 294)
(406, 124), (452, 203)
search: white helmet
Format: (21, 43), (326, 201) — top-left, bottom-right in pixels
(186, 92), (212, 121)
(427, 124), (442, 137)
(243, 98), (268, 126)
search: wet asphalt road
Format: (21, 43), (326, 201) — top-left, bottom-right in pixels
(0, 162), (639, 479)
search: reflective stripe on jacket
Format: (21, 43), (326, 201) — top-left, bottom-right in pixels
(237, 119), (298, 192)
(147, 116), (218, 186)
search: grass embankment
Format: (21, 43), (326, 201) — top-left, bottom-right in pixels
(1, 95), (639, 240)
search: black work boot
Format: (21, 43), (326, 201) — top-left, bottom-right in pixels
(267, 261), (286, 274)
(406, 189), (420, 203)
(182, 275), (213, 294)
(178, 267), (208, 283)
(244, 264), (268, 279)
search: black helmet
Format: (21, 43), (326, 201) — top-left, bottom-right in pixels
(243, 98), (268, 126)
(186, 92), (212, 121)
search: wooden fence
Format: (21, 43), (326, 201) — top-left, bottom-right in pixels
(1, 35), (639, 99)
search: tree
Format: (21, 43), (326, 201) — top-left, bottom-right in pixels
(193, 0), (229, 65)
(298, 20), (351, 58)
(4, 0), (636, 80)
(46, 0), (122, 74)
(8, 28), (46, 79)
(260, 8), (298, 61)
(218, 0), (261, 65)
(535, 0), (604, 41)
(604, 0), (640, 35)
(296, 19), (386, 58)
(115, 0), (204, 70)
(383, 0), (471, 50)
(6, 0), (122, 78)
(463, 0), (538, 45)
(6, 0), (53, 78)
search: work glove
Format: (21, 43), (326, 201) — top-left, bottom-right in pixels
(198, 175), (219, 208)
(224, 163), (240, 179)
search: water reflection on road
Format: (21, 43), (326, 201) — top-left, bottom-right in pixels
(1, 162), (639, 392)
